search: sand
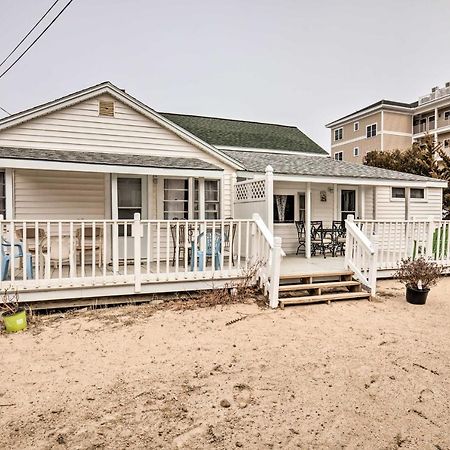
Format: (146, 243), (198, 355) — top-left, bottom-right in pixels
(0, 279), (449, 450)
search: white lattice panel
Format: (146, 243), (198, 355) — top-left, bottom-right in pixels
(235, 179), (266, 202)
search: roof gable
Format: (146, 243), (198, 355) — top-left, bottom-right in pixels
(0, 82), (243, 170)
(160, 113), (327, 155)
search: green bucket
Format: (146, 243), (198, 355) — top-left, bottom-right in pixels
(2, 309), (27, 333)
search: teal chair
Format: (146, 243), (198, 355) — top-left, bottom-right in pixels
(190, 230), (222, 271)
(1, 239), (33, 281)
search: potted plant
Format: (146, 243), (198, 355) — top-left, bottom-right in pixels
(395, 257), (443, 305)
(0, 288), (27, 333)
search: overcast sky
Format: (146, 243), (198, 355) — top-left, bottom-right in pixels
(1, 0), (450, 151)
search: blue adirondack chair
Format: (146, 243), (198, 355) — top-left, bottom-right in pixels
(190, 230), (222, 271)
(1, 239), (33, 281)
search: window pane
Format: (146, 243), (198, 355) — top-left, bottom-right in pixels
(118, 178), (142, 207)
(392, 187), (406, 198)
(164, 178), (189, 219)
(118, 208), (142, 220)
(273, 195), (294, 223)
(410, 188), (424, 199)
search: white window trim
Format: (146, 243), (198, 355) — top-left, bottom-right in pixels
(390, 187), (406, 201)
(334, 151), (343, 161)
(366, 123), (377, 138)
(334, 127), (343, 141)
(353, 147), (359, 157)
(353, 122), (359, 132)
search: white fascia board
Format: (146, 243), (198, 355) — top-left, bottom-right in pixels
(236, 171), (447, 188)
(0, 158), (224, 178)
(216, 145), (329, 157)
(0, 82), (244, 171)
(326, 104), (412, 129)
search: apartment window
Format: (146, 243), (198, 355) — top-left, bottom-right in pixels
(273, 195), (295, 223)
(334, 128), (343, 141)
(444, 139), (449, 149)
(0, 171), (5, 218)
(410, 188), (425, 199)
(392, 187), (406, 199)
(334, 151), (343, 161)
(444, 111), (450, 121)
(353, 122), (359, 132)
(353, 147), (359, 157)
(164, 179), (189, 219)
(366, 123), (377, 138)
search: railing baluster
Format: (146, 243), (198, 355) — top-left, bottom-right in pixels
(156, 222), (161, 278)
(92, 221), (96, 278)
(35, 221), (39, 281)
(69, 221), (75, 279)
(124, 221), (128, 276)
(22, 222), (27, 281)
(103, 221), (107, 279)
(9, 222), (15, 282)
(166, 222), (170, 277)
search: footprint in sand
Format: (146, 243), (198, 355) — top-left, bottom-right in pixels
(233, 384), (252, 408)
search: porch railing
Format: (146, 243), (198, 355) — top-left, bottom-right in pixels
(0, 214), (281, 304)
(355, 219), (450, 269)
(345, 216), (377, 295)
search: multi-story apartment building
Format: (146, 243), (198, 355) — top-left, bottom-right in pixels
(326, 83), (450, 162)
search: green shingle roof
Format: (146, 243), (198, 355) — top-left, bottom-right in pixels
(159, 113), (328, 155)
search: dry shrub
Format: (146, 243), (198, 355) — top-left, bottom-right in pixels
(395, 257), (443, 290)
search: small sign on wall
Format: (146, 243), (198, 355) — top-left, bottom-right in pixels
(320, 191), (327, 202)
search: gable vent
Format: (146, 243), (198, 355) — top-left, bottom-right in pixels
(99, 100), (114, 117)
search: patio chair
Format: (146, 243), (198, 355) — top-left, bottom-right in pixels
(40, 236), (76, 272)
(170, 219), (193, 266)
(1, 238), (33, 281)
(15, 227), (46, 257)
(295, 220), (306, 255)
(310, 220), (332, 258)
(76, 226), (104, 267)
(332, 220), (346, 256)
(190, 230), (222, 271)
(224, 218), (237, 265)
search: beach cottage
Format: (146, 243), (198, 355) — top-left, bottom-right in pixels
(0, 82), (446, 307)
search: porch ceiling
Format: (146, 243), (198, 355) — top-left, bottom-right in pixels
(0, 147), (224, 176)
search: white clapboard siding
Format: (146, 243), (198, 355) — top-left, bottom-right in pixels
(409, 187), (442, 219)
(0, 94), (234, 219)
(14, 169), (106, 220)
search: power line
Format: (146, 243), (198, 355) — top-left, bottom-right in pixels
(0, 105), (11, 116)
(0, 0), (61, 70)
(0, 0), (75, 80)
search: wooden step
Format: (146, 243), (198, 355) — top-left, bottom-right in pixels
(279, 280), (360, 293)
(280, 291), (370, 308)
(279, 270), (354, 284)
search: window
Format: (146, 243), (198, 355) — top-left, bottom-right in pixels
(353, 147), (359, 157)
(164, 179), (189, 219)
(273, 195), (294, 223)
(354, 122), (359, 132)
(334, 128), (343, 141)
(117, 177), (142, 236)
(366, 123), (377, 138)
(444, 139), (449, 149)
(0, 172), (5, 218)
(341, 190), (356, 221)
(334, 151), (343, 161)
(392, 187), (406, 199)
(299, 193), (306, 222)
(410, 188), (425, 199)
(194, 180), (220, 219)
(444, 111), (450, 121)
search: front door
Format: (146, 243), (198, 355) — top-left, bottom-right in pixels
(340, 189), (356, 221)
(112, 175), (147, 260)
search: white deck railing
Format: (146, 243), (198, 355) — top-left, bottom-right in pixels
(345, 216), (377, 295)
(0, 214), (280, 303)
(355, 219), (450, 269)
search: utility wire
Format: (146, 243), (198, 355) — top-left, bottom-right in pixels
(0, 0), (75, 80)
(0, 105), (11, 116)
(0, 0), (61, 70)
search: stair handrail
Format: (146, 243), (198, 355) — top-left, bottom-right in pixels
(345, 215), (378, 296)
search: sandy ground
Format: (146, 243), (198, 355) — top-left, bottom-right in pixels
(0, 279), (449, 450)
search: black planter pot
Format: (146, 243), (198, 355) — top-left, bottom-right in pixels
(406, 286), (430, 305)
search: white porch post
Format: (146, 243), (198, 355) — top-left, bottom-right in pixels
(265, 165), (274, 233)
(360, 186), (366, 220)
(305, 182), (311, 258)
(133, 212), (143, 292)
(333, 183), (338, 221)
(5, 168), (13, 219)
(198, 178), (205, 220)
